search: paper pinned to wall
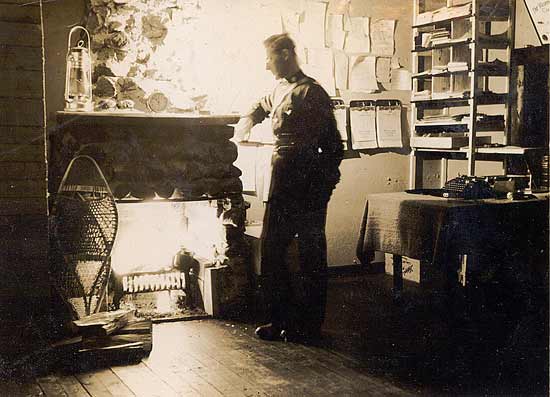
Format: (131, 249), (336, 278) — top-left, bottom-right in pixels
(344, 16), (370, 53)
(334, 50), (348, 90)
(343, 13), (352, 31)
(300, 1), (328, 48)
(391, 67), (412, 91)
(304, 47), (336, 96)
(376, 57), (391, 83)
(371, 19), (395, 56)
(326, 14), (346, 49)
(349, 55), (378, 92)
(350, 105), (377, 149)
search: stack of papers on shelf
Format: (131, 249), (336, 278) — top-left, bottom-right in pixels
(429, 28), (451, 45)
(432, 3), (472, 23)
(418, 114), (458, 124)
(411, 134), (492, 149)
(415, 2), (472, 26)
(421, 33), (432, 47)
(447, 61), (469, 72)
(412, 90), (431, 100)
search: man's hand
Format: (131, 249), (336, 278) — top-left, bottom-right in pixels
(233, 117), (253, 142)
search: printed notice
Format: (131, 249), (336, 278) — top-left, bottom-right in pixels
(371, 19), (395, 56)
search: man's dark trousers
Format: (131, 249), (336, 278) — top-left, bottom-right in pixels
(260, 196), (329, 337)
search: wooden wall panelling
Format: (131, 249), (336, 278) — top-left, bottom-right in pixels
(0, 126), (44, 144)
(0, 3), (41, 24)
(0, 98), (44, 126)
(0, 197), (47, 216)
(0, 143), (45, 161)
(0, 161), (45, 179)
(0, 69), (44, 98)
(0, 45), (42, 70)
(0, 21), (41, 47)
(0, 0), (50, 321)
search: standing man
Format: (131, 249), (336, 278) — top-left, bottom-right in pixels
(235, 33), (344, 342)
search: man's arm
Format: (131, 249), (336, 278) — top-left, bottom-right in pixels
(234, 95), (272, 142)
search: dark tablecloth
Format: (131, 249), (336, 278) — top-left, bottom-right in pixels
(358, 192), (548, 265)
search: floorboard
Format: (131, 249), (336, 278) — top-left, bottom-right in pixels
(0, 379), (44, 396)
(110, 362), (179, 397)
(3, 271), (545, 396)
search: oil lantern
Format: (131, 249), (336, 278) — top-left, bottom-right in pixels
(64, 26), (93, 111)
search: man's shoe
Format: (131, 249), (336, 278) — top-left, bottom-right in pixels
(255, 323), (283, 341)
(281, 328), (325, 345)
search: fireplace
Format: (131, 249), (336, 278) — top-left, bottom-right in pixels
(49, 112), (249, 317)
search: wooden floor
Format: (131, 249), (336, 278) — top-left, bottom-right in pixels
(0, 319), (416, 397)
(1, 272), (547, 396)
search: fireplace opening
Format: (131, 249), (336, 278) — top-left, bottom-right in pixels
(109, 198), (231, 320)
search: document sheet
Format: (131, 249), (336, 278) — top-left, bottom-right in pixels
(376, 103), (403, 148)
(350, 105), (377, 149)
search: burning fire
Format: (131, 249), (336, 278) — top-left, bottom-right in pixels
(110, 200), (226, 276)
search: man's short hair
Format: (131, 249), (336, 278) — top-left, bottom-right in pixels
(263, 33), (296, 54)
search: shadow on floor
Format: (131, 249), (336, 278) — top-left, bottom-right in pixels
(319, 270), (549, 396)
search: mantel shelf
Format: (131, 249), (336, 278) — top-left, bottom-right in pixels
(56, 111), (241, 127)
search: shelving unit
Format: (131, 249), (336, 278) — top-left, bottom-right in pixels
(409, 0), (522, 188)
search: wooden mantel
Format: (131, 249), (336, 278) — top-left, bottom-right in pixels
(56, 111), (241, 128)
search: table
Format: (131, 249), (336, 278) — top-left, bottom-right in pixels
(357, 192), (548, 297)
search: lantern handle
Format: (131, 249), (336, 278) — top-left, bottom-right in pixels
(67, 26), (91, 51)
